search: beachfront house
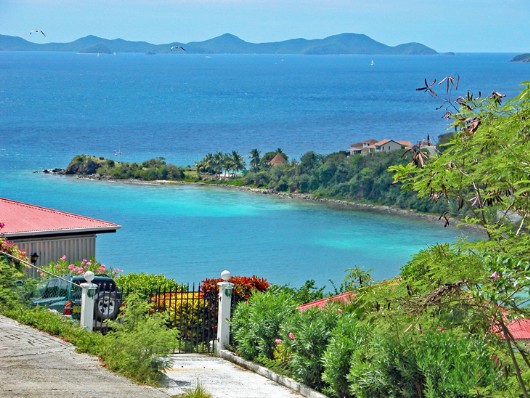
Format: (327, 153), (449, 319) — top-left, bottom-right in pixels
(0, 198), (120, 276)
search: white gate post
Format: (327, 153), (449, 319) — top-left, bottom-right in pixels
(80, 271), (97, 331)
(216, 270), (234, 354)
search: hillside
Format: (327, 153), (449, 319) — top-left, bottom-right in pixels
(512, 53), (530, 62)
(0, 33), (438, 55)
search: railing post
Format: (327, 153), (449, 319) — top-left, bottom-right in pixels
(216, 270), (234, 354)
(80, 271), (97, 331)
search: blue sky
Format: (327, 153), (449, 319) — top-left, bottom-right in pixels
(2, 0), (529, 52)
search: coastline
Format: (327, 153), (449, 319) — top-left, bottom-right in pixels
(51, 173), (485, 235)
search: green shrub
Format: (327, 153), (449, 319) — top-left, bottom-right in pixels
(281, 306), (340, 390)
(103, 293), (178, 384)
(347, 327), (505, 398)
(116, 272), (182, 293)
(322, 313), (369, 398)
(269, 279), (325, 305)
(415, 330), (502, 398)
(231, 290), (297, 361)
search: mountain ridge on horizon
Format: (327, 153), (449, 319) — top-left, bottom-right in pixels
(0, 32), (439, 55)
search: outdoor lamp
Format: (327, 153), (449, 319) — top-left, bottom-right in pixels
(30, 252), (39, 265)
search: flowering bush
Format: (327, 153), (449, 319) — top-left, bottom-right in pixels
(0, 222), (29, 265)
(39, 255), (123, 279)
(201, 275), (270, 304)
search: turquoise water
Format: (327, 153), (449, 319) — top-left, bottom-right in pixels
(3, 169), (471, 287)
(1, 52), (523, 287)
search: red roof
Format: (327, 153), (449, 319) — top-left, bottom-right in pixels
(506, 319), (530, 340)
(268, 153), (287, 165)
(0, 198), (120, 238)
(298, 292), (356, 311)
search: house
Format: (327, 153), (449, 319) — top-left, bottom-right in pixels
(268, 152), (288, 166)
(349, 138), (411, 156)
(0, 198), (120, 273)
(373, 139), (412, 153)
(349, 139), (378, 155)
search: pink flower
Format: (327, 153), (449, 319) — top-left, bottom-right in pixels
(0, 222), (5, 229)
(68, 264), (75, 270)
(438, 327), (445, 332)
(55, 264), (61, 269)
(60, 255), (67, 261)
(275, 338), (282, 345)
(288, 332), (295, 340)
(490, 271), (500, 279)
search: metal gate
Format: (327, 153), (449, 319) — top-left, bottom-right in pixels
(124, 284), (219, 354)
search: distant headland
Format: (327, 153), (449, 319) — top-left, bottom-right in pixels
(511, 53), (530, 62)
(0, 32), (438, 55)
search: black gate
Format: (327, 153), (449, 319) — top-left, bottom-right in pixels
(122, 284), (219, 354)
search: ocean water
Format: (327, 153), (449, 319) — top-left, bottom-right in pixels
(0, 52), (527, 287)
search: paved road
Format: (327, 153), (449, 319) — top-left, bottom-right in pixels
(0, 315), (303, 398)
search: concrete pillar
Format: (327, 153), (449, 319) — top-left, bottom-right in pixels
(216, 270), (234, 354)
(80, 271), (97, 331)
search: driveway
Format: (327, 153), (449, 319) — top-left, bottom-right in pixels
(0, 315), (307, 397)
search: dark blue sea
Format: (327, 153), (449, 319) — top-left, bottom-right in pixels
(1, 52), (527, 287)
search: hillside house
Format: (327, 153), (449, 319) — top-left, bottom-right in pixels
(0, 198), (120, 275)
(349, 138), (412, 156)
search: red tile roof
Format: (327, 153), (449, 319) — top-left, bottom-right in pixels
(298, 292), (356, 311)
(0, 198), (120, 238)
(268, 153), (287, 165)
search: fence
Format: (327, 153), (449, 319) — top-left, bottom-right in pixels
(1, 251), (230, 354)
(122, 284), (220, 354)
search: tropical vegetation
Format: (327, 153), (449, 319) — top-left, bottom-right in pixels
(229, 81), (530, 397)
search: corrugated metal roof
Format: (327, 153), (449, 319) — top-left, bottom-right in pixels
(0, 198), (120, 237)
(506, 318), (530, 340)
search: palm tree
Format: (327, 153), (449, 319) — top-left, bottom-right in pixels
(249, 148), (261, 172)
(212, 152), (225, 178)
(229, 150), (246, 177)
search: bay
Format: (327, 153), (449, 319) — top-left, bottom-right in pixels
(1, 52), (526, 287)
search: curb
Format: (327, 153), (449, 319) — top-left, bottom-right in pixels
(218, 350), (328, 398)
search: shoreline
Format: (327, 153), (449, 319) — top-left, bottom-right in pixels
(49, 172), (485, 235)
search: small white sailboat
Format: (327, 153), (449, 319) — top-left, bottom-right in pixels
(370, 59), (375, 66)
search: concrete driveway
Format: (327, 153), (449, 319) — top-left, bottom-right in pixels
(0, 315), (309, 397)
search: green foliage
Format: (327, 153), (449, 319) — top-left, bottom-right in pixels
(66, 154), (186, 181)
(103, 293), (178, 384)
(231, 290), (297, 361)
(269, 279), (325, 305)
(176, 383), (213, 398)
(281, 307), (341, 390)
(0, 258), (25, 308)
(322, 314), (369, 398)
(116, 272), (182, 292)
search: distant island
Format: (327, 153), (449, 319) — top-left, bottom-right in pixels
(511, 53), (530, 62)
(0, 33), (438, 55)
